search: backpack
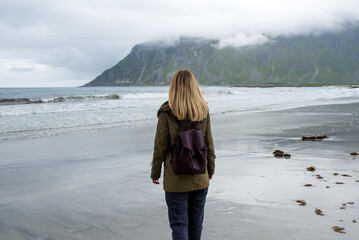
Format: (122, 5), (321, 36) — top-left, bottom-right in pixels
(171, 118), (207, 175)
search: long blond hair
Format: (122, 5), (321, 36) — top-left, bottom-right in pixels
(168, 69), (208, 121)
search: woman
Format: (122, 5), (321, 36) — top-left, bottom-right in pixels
(151, 69), (215, 240)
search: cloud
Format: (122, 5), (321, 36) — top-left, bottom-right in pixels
(7, 65), (36, 72)
(0, 0), (359, 86)
(216, 32), (271, 48)
(0, 58), (87, 87)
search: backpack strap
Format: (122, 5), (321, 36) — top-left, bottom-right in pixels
(174, 116), (198, 130)
(174, 117), (184, 130)
(191, 121), (198, 129)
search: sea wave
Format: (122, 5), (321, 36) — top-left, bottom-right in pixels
(0, 94), (121, 105)
(121, 92), (168, 99)
(1, 86), (359, 142)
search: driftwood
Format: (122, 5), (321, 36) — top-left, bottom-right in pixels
(302, 135), (329, 141)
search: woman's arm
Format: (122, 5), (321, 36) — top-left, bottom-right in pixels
(205, 113), (215, 178)
(151, 112), (170, 182)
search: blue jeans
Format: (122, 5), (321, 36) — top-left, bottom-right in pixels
(165, 188), (208, 240)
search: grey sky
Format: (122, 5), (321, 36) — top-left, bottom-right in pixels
(1, 0), (359, 87)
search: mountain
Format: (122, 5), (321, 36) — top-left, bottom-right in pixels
(83, 26), (359, 86)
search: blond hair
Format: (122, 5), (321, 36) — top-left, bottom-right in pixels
(168, 69), (208, 121)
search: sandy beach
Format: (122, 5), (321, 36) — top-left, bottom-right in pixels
(0, 102), (358, 240)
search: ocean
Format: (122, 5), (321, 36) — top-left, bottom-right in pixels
(1, 86), (359, 142)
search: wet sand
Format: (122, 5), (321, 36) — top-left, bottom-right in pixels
(0, 103), (358, 239)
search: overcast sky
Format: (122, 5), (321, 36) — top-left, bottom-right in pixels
(1, 0), (359, 87)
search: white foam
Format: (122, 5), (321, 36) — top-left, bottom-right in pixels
(1, 86), (359, 141)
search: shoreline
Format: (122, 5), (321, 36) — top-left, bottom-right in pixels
(0, 102), (358, 239)
(79, 84), (359, 88)
(2, 100), (359, 144)
(230, 84), (359, 88)
(2, 84), (358, 89)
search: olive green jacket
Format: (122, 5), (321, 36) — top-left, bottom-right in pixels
(151, 101), (215, 192)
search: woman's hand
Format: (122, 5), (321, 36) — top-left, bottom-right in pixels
(209, 175), (213, 180)
(152, 179), (160, 184)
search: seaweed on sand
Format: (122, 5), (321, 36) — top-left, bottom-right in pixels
(315, 208), (324, 216)
(296, 200), (306, 206)
(332, 226), (346, 234)
(306, 166), (316, 172)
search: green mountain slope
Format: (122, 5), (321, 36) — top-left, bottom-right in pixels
(83, 26), (359, 86)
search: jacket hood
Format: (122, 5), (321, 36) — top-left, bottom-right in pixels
(157, 101), (171, 118)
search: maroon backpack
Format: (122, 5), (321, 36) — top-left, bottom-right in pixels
(171, 118), (207, 175)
